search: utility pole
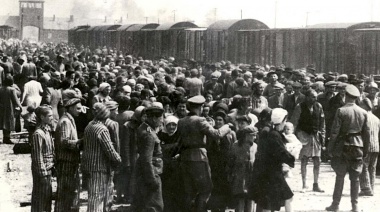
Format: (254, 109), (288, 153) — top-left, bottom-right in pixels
(144, 17), (148, 24)
(241, 9), (243, 19)
(173, 10), (176, 22)
(214, 8), (217, 22)
(306, 12), (310, 28)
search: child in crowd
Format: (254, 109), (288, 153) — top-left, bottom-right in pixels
(282, 122), (302, 178)
(228, 126), (258, 212)
(22, 105), (37, 142)
(202, 103), (215, 126)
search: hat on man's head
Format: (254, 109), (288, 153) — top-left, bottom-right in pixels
(145, 102), (164, 115)
(93, 102), (110, 120)
(325, 81), (337, 87)
(336, 82), (347, 89)
(64, 98), (81, 108)
(367, 82), (379, 91)
(345, 84), (360, 98)
(188, 95), (206, 105)
(292, 82), (302, 88)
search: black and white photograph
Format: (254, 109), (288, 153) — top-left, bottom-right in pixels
(0, 0), (380, 211)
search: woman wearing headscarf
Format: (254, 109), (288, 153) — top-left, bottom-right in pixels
(92, 82), (112, 107)
(43, 78), (62, 131)
(207, 111), (236, 212)
(157, 115), (183, 212)
(249, 108), (295, 212)
(0, 75), (22, 144)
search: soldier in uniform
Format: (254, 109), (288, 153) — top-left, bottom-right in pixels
(326, 84), (370, 212)
(177, 95), (231, 212)
(132, 102), (165, 212)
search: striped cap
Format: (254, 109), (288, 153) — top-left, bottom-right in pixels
(93, 102), (110, 120)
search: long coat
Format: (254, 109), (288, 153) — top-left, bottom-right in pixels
(249, 129), (295, 211)
(0, 86), (22, 131)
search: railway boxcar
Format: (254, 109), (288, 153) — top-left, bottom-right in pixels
(0, 26), (19, 40)
(116, 24), (136, 52)
(184, 28), (207, 61)
(124, 23), (159, 56)
(235, 22), (380, 74)
(152, 21), (198, 59)
(352, 28), (380, 75)
(205, 19), (269, 63)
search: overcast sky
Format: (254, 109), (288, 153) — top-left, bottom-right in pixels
(1, 0), (379, 28)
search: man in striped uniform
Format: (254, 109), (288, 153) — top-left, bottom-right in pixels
(31, 105), (55, 212)
(359, 98), (379, 196)
(104, 101), (120, 207)
(82, 103), (122, 212)
(54, 98), (83, 212)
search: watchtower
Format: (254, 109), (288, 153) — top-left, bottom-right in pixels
(19, 0), (44, 41)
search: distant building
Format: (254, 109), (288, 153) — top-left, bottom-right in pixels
(0, 0), (122, 42)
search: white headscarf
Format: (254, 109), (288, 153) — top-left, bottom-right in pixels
(271, 108), (288, 125)
(164, 115), (179, 136)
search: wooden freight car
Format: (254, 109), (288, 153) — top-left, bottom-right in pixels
(0, 26), (19, 40)
(235, 22), (380, 74)
(353, 28), (380, 75)
(116, 24), (136, 52)
(117, 23), (159, 56)
(184, 28), (207, 61)
(205, 19), (269, 63)
(150, 22), (198, 60)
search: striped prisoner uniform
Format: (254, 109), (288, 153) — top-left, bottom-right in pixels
(31, 125), (54, 212)
(104, 118), (120, 207)
(360, 111), (380, 193)
(54, 112), (81, 212)
(82, 120), (121, 212)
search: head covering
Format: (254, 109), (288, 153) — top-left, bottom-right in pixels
(188, 95), (206, 105)
(92, 102), (110, 120)
(123, 85), (132, 93)
(64, 98), (81, 108)
(367, 82), (379, 91)
(345, 84), (360, 98)
(104, 101), (119, 110)
(325, 81), (337, 87)
(292, 82), (302, 88)
(98, 82), (111, 92)
(271, 108), (288, 125)
(131, 106), (146, 122)
(237, 126), (259, 142)
(145, 102), (164, 115)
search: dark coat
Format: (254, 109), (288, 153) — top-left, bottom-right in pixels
(0, 86), (22, 131)
(249, 129), (295, 211)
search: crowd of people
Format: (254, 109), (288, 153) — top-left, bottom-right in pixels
(0, 39), (378, 212)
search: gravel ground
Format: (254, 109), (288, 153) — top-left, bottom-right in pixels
(0, 143), (379, 212)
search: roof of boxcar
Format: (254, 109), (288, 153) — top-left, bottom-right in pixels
(155, 22), (198, 30)
(117, 24), (136, 31)
(307, 22), (380, 29)
(185, 28), (208, 31)
(142, 23), (160, 30)
(207, 19), (269, 31)
(126, 23), (160, 31)
(69, 25), (90, 32)
(94, 25), (121, 31)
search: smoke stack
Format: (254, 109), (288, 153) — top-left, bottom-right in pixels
(120, 17), (123, 23)
(53, 15), (55, 21)
(104, 16), (107, 23)
(69, 15), (74, 22)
